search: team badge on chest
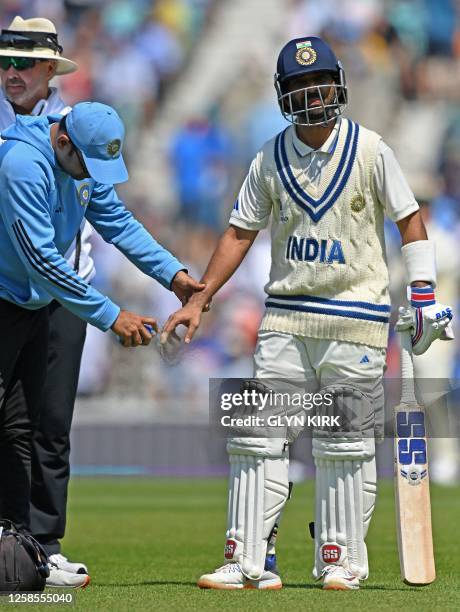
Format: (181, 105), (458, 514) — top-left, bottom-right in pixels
(78, 183), (90, 207)
(350, 194), (365, 213)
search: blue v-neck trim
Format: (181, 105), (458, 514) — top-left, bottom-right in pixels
(275, 119), (359, 223)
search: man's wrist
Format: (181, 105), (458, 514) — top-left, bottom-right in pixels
(170, 268), (187, 287)
(189, 289), (212, 307)
(410, 285), (435, 308)
(411, 281), (431, 287)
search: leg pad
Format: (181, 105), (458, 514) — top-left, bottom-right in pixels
(225, 454), (289, 580)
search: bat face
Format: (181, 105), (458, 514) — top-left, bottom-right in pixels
(394, 401), (436, 585)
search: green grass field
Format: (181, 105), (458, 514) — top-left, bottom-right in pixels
(23, 478), (460, 611)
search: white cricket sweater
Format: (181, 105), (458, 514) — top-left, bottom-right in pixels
(230, 118), (409, 348)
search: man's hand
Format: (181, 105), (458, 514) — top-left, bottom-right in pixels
(161, 292), (208, 345)
(395, 286), (454, 355)
(162, 226), (258, 342)
(171, 270), (206, 305)
(111, 310), (158, 347)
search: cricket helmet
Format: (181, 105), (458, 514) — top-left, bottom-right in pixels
(274, 36), (348, 126)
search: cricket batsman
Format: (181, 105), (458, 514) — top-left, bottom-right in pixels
(162, 37), (454, 590)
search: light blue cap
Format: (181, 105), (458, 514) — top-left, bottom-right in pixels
(65, 101), (128, 184)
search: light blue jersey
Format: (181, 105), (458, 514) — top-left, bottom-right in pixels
(0, 114), (184, 330)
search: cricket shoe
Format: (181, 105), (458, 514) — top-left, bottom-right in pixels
(320, 565), (360, 590)
(197, 562), (282, 590)
(46, 562), (90, 589)
(49, 553), (88, 575)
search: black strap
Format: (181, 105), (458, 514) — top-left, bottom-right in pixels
(19, 535), (49, 578)
(74, 229), (82, 273)
(0, 30), (62, 53)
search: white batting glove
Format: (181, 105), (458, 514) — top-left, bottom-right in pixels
(395, 286), (454, 355)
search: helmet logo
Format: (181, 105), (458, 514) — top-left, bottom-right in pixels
(295, 47), (317, 66)
(295, 41), (317, 66)
(107, 139), (121, 157)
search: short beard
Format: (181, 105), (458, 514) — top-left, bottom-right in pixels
(293, 106), (334, 126)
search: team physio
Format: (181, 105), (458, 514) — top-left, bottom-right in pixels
(0, 101), (203, 536)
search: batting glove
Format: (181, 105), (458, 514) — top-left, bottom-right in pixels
(395, 286), (454, 355)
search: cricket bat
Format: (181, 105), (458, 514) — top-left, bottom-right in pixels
(394, 329), (435, 585)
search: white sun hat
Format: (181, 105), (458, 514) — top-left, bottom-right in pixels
(0, 16), (77, 75)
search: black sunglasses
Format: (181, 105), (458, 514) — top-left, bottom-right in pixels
(0, 56), (45, 71)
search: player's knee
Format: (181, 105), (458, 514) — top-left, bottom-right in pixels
(312, 386), (376, 459)
(313, 384), (376, 445)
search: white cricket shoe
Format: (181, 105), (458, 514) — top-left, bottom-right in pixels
(46, 562), (90, 589)
(197, 562), (282, 590)
(320, 565), (360, 590)
(49, 553), (88, 575)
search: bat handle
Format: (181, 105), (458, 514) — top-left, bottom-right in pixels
(399, 329), (416, 404)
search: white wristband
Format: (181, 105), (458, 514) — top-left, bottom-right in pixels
(401, 240), (436, 287)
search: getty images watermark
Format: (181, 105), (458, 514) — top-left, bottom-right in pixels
(219, 387), (338, 428)
(208, 379), (345, 436)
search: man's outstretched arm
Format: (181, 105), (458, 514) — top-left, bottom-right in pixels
(162, 225), (258, 343)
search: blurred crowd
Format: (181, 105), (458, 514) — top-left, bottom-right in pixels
(1, 1), (460, 408)
(0, 0), (215, 143)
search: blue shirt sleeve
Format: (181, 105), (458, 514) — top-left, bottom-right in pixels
(0, 152), (120, 330)
(85, 183), (185, 289)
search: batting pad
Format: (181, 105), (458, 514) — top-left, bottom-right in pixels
(312, 439), (376, 580)
(225, 454), (289, 580)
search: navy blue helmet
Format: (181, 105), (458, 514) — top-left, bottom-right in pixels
(274, 37), (348, 126)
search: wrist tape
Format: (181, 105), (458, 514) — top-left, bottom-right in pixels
(401, 240), (436, 287)
(410, 285), (435, 308)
